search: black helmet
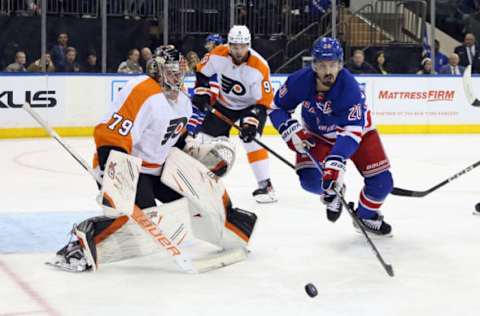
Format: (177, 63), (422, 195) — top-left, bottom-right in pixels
(147, 45), (186, 91)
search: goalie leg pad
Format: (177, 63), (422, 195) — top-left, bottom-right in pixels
(162, 148), (258, 250)
(225, 207), (258, 243)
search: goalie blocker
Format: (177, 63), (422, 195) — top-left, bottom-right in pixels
(48, 148), (257, 273)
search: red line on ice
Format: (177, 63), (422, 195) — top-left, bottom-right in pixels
(0, 310), (46, 316)
(0, 259), (61, 316)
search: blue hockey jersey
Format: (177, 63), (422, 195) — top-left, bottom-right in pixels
(270, 67), (371, 160)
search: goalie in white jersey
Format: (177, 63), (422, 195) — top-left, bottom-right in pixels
(48, 45), (258, 273)
(189, 25), (278, 203)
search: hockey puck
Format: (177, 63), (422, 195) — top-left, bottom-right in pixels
(305, 283), (318, 298)
(474, 203), (480, 214)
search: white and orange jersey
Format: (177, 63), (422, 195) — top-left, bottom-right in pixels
(94, 75), (192, 175)
(196, 44), (274, 110)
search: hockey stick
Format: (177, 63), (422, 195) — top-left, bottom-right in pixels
(391, 159), (480, 197)
(23, 102), (103, 185)
(389, 67), (480, 197)
(304, 151), (394, 277)
(462, 65), (480, 107)
(204, 104), (296, 169)
(24, 103), (247, 273)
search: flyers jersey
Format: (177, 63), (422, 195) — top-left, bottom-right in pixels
(196, 44), (274, 110)
(94, 75), (192, 175)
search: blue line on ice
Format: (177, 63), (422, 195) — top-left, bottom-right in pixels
(0, 211), (101, 253)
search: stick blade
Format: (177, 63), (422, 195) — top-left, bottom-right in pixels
(391, 187), (427, 197)
(385, 264), (395, 277)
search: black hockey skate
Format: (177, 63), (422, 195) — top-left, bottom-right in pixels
(353, 209), (392, 237)
(321, 184), (346, 222)
(46, 239), (92, 272)
(252, 179), (278, 204)
(46, 219), (100, 272)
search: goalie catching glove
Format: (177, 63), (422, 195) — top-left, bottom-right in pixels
(183, 135), (236, 177)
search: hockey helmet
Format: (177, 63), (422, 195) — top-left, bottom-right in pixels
(228, 25), (251, 46)
(147, 45), (186, 91)
(311, 37), (343, 62)
(206, 33), (224, 46)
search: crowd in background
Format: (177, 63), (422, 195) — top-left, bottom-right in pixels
(1, 31), (213, 74)
(337, 33), (479, 76)
(3, 27), (480, 76)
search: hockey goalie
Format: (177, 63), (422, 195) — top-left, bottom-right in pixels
(47, 45), (257, 273)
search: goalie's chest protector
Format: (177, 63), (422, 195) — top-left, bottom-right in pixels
(132, 92), (192, 174)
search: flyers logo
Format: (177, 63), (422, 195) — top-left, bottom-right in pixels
(221, 75), (246, 96)
(161, 117), (188, 145)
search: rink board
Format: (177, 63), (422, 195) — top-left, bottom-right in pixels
(1, 73), (480, 137)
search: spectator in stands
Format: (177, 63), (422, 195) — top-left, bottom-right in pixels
(373, 50), (389, 74)
(58, 47), (81, 72)
(434, 39), (448, 73)
(50, 32), (69, 71)
(185, 51), (200, 75)
(140, 47), (152, 72)
(454, 33), (479, 70)
(416, 57), (434, 74)
(117, 48), (142, 74)
(27, 53), (55, 72)
(205, 34), (224, 52)
(4, 51), (27, 72)
(83, 50), (100, 72)
(345, 49), (376, 74)
(439, 53), (465, 75)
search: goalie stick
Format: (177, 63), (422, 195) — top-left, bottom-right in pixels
(304, 151), (394, 277)
(24, 103), (247, 273)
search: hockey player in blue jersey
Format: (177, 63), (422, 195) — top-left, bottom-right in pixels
(269, 37), (394, 236)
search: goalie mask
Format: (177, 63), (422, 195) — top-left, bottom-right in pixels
(147, 45), (187, 92)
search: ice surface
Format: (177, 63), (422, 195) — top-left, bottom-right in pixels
(1, 135), (479, 316)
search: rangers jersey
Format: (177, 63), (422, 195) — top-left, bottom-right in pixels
(196, 44), (274, 110)
(270, 67), (373, 160)
(94, 75), (192, 175)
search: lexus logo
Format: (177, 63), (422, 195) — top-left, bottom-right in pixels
(0, 90), (57, 108)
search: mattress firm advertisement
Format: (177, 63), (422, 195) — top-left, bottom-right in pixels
(1, 73), (480, 137)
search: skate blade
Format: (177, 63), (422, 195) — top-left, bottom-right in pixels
(45, 261), (89, 273)
(254, 194), (278, 204)
(353, 227), (393, 238)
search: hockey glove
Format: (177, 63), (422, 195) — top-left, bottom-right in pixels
(322, 155), (346, 196)
(191, 87), (211, 112)
(239, 105), (265, 143)
(279, 119), (314, 154)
